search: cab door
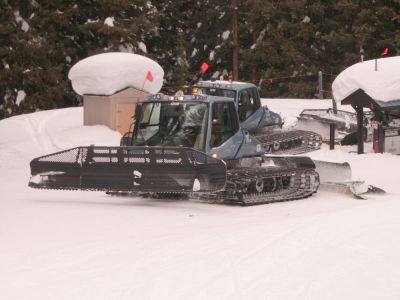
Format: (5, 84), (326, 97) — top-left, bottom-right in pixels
(238, 87), (264, 130)
(207, 101), (243, 160)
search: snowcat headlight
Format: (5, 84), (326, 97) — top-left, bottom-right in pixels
(192, 87), (199, 94)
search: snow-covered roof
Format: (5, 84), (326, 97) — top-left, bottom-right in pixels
(195, 80), (254, 91)
(68, 52), (164, 96)
(332, 56), (400, 103)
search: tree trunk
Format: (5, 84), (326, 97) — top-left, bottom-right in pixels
(231, 0), (239, 80)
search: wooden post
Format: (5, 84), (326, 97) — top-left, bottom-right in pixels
(378, 124), (385, 153)
(318, 71), (323, 99)
(356, 106), (364, 154)
(329, 123), (335, 150)
(231, 0), (239, 80)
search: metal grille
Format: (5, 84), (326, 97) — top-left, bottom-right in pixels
(29, 146), (226, 193)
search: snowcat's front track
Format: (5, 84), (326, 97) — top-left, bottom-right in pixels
(200, 156), (319, 205)
(254, 130), (322, 155)
(29, 146), (226, 193)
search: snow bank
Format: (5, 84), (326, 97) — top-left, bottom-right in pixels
(68, 52), (164, 96)
(332, 56), (400, 103)
(0, 107), (121, 158)
(2, 99), (400, 300)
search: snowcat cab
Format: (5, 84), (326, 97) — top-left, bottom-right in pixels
(191, 81), (323, 154)
(125, 94), (264, 161)
(191, 81), (283, 130)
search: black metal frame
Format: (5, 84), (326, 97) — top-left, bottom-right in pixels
(341, 88), (400, 154)
(29, 146), (226, 192)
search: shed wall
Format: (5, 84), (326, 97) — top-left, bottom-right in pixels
(83, 88), (149, 134)
(83, 96), (112, 127)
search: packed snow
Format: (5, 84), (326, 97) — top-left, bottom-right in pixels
(221, 30), (230, 41)
(14, 11), (30, 32)
(332, 56), (400, 103)
(15, 90), (26, 106)
(68, 52), (164, 95)
(138, 41), (148, 54)
(1, 98), (400, 300)
(103, 17), (114, 27)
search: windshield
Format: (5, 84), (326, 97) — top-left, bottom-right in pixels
(192, 87), (236, 99)
(134, 101), (209, 150)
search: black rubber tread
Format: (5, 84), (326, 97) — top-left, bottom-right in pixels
(254, 130), (323, 155)
(199, 166), (319, 205)
(30, 169), (319, 206)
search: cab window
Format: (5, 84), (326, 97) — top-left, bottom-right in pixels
(210, 102), (239, 147)
(136, 103), (161, 142)
(238, 88), (260, 122)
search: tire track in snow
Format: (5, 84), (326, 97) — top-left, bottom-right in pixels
(24, 110), (64, 154)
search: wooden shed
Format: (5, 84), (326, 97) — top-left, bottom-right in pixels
(83, 87), (148, 135)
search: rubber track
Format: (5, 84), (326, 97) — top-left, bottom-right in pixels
(200, 167), (319, 205)
(255, 130), (322, 155)
(29, 168), (319, 206)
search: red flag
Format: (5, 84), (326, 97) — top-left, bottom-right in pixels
(146, 71), (154, 82)
(381, 47), (389, 57)
(200, 62), (209, 73)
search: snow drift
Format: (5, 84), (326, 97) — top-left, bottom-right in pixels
(2, 99), (400, 300)
(68, 52), (164, 96)
(332, 56), (400, 103)
(0, 107), (121, 157)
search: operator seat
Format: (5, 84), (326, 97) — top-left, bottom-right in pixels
(238, 92), (250, 122)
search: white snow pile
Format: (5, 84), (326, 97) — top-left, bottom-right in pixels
(14, 11), (30, 32)
(2, 99), (400, 299)
(15, 90), (26, 106)
(201, 80), (246, 86)
(0, 107), (120, 158)
(68, 52), (164, 96)
(103, 17), (114, 27)
(332, 56), (400, 103)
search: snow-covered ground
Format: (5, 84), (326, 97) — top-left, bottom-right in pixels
(1, 99), (400, 300)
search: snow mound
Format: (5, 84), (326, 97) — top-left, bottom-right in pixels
(3, 100), (400, 299)
(0, 107), (121, 158)
(68, 52), (164, 96)
(332, 56), (400, 103)
(202, 80), (246, 85)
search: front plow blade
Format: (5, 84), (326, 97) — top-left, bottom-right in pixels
(29, 146), (226, 193)
(313, 160), (352, 183)
(314, 160), (386, 199)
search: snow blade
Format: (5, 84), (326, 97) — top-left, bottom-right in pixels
(29, 146), (226, 193)
(313, 160), (352, 183)
(314, 160), (386, 199)
(319, 181), (386, 199)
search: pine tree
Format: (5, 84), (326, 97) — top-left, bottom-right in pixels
(187, 0), (232, 82)
(241, 0), (399, 98)
(0, 0), (159, 119)
(1, 0), (399, 120)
